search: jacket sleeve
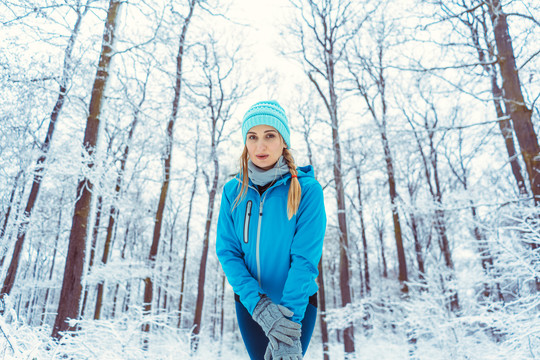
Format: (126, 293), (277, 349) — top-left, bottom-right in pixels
(215, 186), (264, 315)
(280, 181), (326, 323)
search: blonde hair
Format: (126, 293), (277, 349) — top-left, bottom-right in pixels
(233, 146), (301, 220)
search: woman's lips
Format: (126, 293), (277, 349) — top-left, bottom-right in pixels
(256, 155), (269, 160)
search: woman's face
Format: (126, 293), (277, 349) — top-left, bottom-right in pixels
(246, 125), (286, 170)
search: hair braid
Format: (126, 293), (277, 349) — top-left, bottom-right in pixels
(282, 148), (301, 219)
(232, 147), (249, 211)
(233, 144), (301, 220)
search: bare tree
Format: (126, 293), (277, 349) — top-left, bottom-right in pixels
(41, 190), (65, 326)
(485, 0), (540, 206)
(372, 210), (388, 279)
(52, 0), (122, 338)
(94, 68), (150, 320)
(403, 96), (460, 311)
(188, 34), (248, 352)
(80, 194), (103, 317)
(404, 174), (427, 286)
(349, 146), (371, 296)
(446, 128), (503, 302)
(177, 126), (201, 328)
(297, 97), (330, 360)
(142, 0), (197, 337)
(288, 0), (362, 353)
(2, 1), (90, 296)
(459, 4), (529, 197)
(0, 170), (22, 242)
(346, 4), (409, 293)
(428, 0), (539, 204)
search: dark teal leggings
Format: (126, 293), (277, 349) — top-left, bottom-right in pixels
(235, 296), (317, 360)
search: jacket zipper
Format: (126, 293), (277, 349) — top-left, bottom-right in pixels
(256, 198), (264, 287)
(243, 181), (281, 287)
(243, 201), (252, 243)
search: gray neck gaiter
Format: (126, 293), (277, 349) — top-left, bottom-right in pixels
(247, 156), (290, 186)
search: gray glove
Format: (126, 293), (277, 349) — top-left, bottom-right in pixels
(252, 295), (301, 348)
(264, 344), (272, 360)
(265, 337), (303, 360)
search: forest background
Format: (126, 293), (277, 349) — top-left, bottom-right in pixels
(0, 0), (539, 359)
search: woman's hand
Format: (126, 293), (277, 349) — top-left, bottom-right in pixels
(264, 337), (303, 360)
(252, 295), (302, 348)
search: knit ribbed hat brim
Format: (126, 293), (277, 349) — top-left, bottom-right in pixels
(242, 100), (290, 147)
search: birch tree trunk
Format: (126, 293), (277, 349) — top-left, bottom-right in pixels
(52, 0), (121, 338)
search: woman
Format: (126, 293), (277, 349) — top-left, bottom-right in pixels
(216, 100), (326, 360)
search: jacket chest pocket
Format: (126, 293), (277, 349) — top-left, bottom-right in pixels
(243, 200), (252, 243)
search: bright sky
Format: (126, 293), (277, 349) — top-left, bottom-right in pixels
(226, 0), (305, 112)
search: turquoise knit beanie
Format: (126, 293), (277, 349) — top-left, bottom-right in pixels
(242, 100), (291, 147)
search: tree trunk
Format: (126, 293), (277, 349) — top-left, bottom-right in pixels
(41, 191), (64, 325)
(143, 0), (196, 337)
(491, 72), (528, 196)
(352, 38), (408, 293)
(177, 167), (198, 328)
(0, 170), (22, 241)
(380, 130), (408, 291)
(94, 204), (114, 320)
(317, 257), (330, 360)
(470, 205), (503, 301)
(52, 0), (121, 338)
(464, 7), (528, 197)
(487, 0), (540, 205)
(308, 47), (355, 355)
(303, 114), (330, 359)
(112, 222), (131, 318)
(219, 273), (226, 341)
(405, 106), (457, 302)
(428, 118), (459, 311)
(376, 221), (388, 279)
(334, 140), (355, 354)
(355, 166), (370, 295)
(2, 5), (86, 296)
(297, 0), (356, 351)
(81, 195), (103, 318)
(95, 87), (142, 320)
(192, 151), (219, 351)
(409, 212), (426, 284)
(211, 262), (220, 340)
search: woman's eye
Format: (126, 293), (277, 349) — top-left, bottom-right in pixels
(248, 135), (257, 140)
(266, 134), (275, 139)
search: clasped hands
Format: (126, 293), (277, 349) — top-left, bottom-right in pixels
(252, 295), (303, 360)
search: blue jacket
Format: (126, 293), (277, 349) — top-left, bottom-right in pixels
(216, 165), (326, 323)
